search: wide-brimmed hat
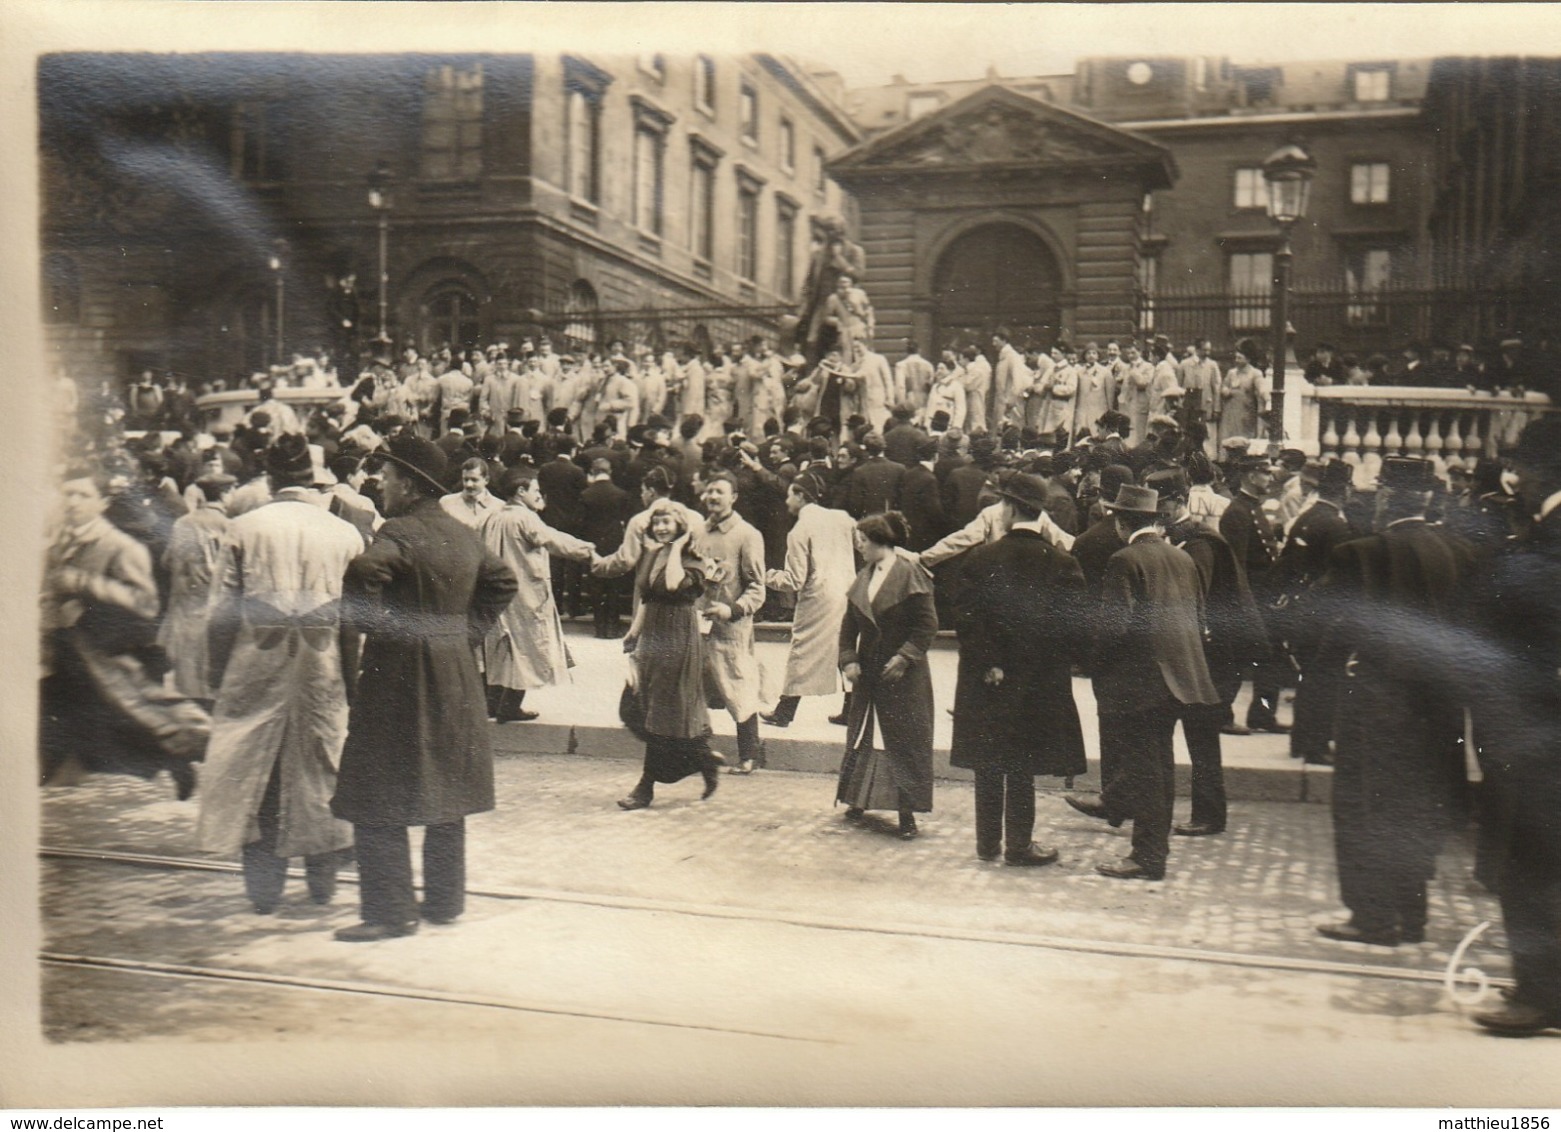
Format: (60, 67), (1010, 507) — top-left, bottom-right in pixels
(1103, 483), (1161, 515)
(1377, 456), (1438, 492)
(377, 434), (450, 494)
(993, 468), (1051, 514)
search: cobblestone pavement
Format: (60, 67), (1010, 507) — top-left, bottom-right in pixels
(31, 755), (1549, 1107)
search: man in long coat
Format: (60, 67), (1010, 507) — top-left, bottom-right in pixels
(699, 472), (768, 773)
(331, 436), (518, 941)
(198, 436), (367, 914)
(1068, 483), (1219, 881)
(760, 471), (857, 728)
(1467, 417), (1561, 1034)
(158, 471), (234, 702)
(479, 466), (596, 723)
(952, 470), (1088, 866)
(1312, 457), (1472, 948)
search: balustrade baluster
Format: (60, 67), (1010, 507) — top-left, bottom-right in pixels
(1444, 412), (1465, 470)
(1361, 410), (1384, 487)
(1403, 409), (1425, 455)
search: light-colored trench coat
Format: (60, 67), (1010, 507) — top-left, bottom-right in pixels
(197, 492), (366, 858)
(479, 502), (596, 690)
(765, 502), (857, 697)
(157, 503), (230, 699)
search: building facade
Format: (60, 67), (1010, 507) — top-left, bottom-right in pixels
(39, 52), (859, 386)
(841, 56), (1440, 357)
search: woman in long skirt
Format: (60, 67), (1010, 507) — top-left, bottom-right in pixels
(836, 511), (938, 839)
(618, 501), (725, 809)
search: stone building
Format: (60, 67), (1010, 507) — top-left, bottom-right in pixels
(39, 52), (859, 385)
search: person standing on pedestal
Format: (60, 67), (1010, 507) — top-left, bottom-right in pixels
(331, 437), (517, 941)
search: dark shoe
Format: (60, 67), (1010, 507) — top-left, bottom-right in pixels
(1247, 718), (1292, 734)
(496, 709), (540, 723)
(1005, 844), (1060, 867)
(617, 794), (652, 811)
(701, 768), (721, 800)
(977, 845), (1001, 862)
(1065, 792), (1124, 828)
(252, 899), (278, 915)
(898, 815), (919, 841)
(827, 712), (848, 726)
(1096, 857), (1164, 881)
(843, 807), (866, 823)
(170, 761), (198, 801)
(759, 712), (791, 728)
(420, 906), (461, 926)
(334, 920), (418, 942)
(1472, 1002), (1561, 1036)
(1315, 921), (1399, 947)
(1174, 822), (1224, 837)
(1219, 722), (1253, 736)
(307, 876), (338, 905)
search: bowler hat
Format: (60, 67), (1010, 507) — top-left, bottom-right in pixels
(264, 433), (314, 482)
(378, 434), (450, 494)
(505, 408), (526, 426)
(1103, 483), (1161, 515)
(929, 410), (952, 432)
(1317, 459), (1353, 491)
(1097, 410), (1130, 435)
(1143, 468), (1189, 500)
(993, 468), (1052, 514)
(1377, 456), (1437, 492)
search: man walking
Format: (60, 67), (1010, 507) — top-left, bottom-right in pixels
(1067, 483), (1219, 881)
(331, 436), (518, 941)
(699, 472), (767, 774)
(198, 435), (367, 915)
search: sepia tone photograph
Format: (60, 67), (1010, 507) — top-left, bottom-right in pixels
(6, 0), (1561, 1112)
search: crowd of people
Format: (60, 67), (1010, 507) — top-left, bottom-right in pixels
(37, 314), (1561, 1039)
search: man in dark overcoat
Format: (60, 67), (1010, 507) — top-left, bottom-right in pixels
(1276, 460), (1356, 763)
(845, 430), (905, 519)
(1312, 457), (1472, 948)
(1067, 483), (1218, 880)
(1467, 417), (1561, 1034)
(1150, 468), (1266, 837)
(1220, 446), (1288, 733)
(952, 471), (1088, 866)
(331, 436), (518, 941)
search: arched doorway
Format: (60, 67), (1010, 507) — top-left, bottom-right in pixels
(931, 223), (1063, 356)
(418, 282), (481, 353)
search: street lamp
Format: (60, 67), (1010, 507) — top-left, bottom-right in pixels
(367, 160), (394, 348)
(267, 238), (288, 366)
(1262, 142), (1316, 441)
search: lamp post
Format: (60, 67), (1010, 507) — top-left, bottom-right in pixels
(266, 238), (288, 366)
(367, 161), (394, 348)
(1262, 143), (1316, 441)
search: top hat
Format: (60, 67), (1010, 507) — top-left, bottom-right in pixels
(1377, 456), (1438, 492)
(993, 468), (1052, 514)
(1103, 483), (1161, 515)
(929, 410), (951, 432)
(1317, 459), (1353, 491)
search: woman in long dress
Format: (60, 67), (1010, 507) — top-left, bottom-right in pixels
(836, 511), (938, 840)
(1219, 347), (1270, 444)
(617, 501), (726, 809)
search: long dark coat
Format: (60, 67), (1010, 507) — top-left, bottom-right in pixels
(332, 497), (518, 827)
(838, 553), (938, 810)
(950, 529), (1088, 777)
(1165, 516), (1267, 701)
(1312, 520), (1473, 887)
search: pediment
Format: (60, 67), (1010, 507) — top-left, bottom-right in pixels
(832, 85), (1176, 188)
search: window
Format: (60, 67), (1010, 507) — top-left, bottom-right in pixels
(231, 101), (283, 182)
(1228, 251), (1273, 330)
(565, 89), (601, 203)
(1354, 67), (1391, 102)
(779, 116), (795, 171)
(1346, 248), (1392, 326)
(737, 181), (760, 282)
(695, 55), (716, 114)
(421, 284), (481, 352)
(740, 81), (758, 143)
(633, 125), (664, 235)
(43, 252), (81, 325)
(1350, 161), (1391, 205)
(813, 145), (828, 194)
(1233, 166), (1265, 210)
(775, 198), (798, 299)
(1136, 254), (1157, 333)
(1236, 67), (1278, 108)
(1192, 57), (1208, 92)
(907, 91), (943, 120)
(637, 53), (665, 82)
(564, 279), (598, 347)
(630, 97), (674, 237)
(420, 63), (484, 181)
(690, 150), (717, 262)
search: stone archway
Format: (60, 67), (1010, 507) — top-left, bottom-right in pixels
(931, 222), (1063, 356)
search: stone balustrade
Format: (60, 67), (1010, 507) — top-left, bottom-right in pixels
(1300, 385), (1555, 487)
